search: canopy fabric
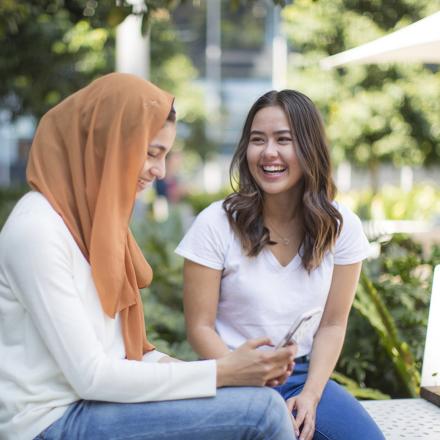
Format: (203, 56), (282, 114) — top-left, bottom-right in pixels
(320, 11), (440, 69)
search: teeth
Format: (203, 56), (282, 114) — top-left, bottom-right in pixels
(262, 165), (286, 172)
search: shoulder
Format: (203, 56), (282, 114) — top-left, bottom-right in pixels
(333, 201), (363, 232)
(0, 192), (72, 259)
(198, 199), (227, 219)
(332, 201), (370, 264)
(193, 199), (230, 231)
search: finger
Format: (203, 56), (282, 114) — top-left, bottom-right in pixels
(285, 343), (298, 358)
(286, 361), (295, 374)
(290, 413), (300, 438)
(286, 400), (300, 438)
(295, 408), (306, 432)
(286, 397), (296, 413)
(265, 379), (279, 387)
(275, 375), (288, 386)
(274, 369), (291, 385)
(246, 337), (273, 349)
(275, 346), (297, 362)
(299, 414), (315, 440)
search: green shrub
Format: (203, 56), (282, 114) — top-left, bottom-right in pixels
(338, 184), (440, 221)
(338, 235), (440, 398)
(0, 186), (29, 228)
(184, 189), (230, 215)
(132, 204), (198, 360)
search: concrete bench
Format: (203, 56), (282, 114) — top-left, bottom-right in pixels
(360, 265), (440, 439)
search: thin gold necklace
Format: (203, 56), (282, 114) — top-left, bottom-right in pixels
(266, 222), (296, 246)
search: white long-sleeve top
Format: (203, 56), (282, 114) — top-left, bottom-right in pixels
(0, 192), (216, 440)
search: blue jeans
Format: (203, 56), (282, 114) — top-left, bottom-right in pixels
(274, 361), (385, 440)
(34, 387), (297, 440)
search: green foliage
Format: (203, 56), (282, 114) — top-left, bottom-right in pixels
(0, 186), (29, 229)
(282, 0), (440, 190)
(338, 184), (440, 221)
(339, 235), (440, 397)
(0, 1), (116, 118)
(149, 11), (217, 159)
(184, 188), (231, 214)
(331, 371), (390, 400)
(132, 204), (198, 360)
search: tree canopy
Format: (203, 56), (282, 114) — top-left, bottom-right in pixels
(282, 0), (440, 187)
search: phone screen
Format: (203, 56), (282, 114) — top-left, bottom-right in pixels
(275, 308), (322, 349)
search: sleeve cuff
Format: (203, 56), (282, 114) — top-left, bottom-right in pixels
(175, 247), (224, 271)
(142, 349), (168, 363)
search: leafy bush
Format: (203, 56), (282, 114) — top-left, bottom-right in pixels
(132, 204), (198, 360)
(337, 184), (440, 221)
(338, 235), (440, 398)
(184, 189), (230, 215)
(0, 186), (29, 228)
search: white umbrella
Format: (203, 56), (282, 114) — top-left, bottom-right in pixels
(321, 11), (440, 69)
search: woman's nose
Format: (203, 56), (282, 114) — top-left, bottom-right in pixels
(151, 162), (166, 180)
(262, 140), (278, 158)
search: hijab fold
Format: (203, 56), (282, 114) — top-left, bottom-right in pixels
(27, 73), (174, 360)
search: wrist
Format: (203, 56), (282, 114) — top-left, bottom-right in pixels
(302, 385), (322, 403)
(216, 358), (234, 388)
(216, 359), (225, 387)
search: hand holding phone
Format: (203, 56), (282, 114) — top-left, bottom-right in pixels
(275, 308), (322, 349)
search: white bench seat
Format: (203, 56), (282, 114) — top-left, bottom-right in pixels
(361, 398), (440, 439)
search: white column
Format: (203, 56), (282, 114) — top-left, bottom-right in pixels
(205, 0), (222, 141)
(272, 6), (287, 90)
(116, 8), (150, 78)
(336, 161), (352, 192)
(400, 165), (413, 193)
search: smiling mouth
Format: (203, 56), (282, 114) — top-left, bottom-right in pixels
(261, 165), (287, 174)
(137, 178), (152, 189)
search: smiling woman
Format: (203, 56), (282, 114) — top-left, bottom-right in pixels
(178, 89), (385, 440)
(137, 115), (177, 192)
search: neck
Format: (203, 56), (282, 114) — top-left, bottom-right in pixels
(263, 190), (302, 225)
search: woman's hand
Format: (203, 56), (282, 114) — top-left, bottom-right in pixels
(286, 389), (320, 440)
(265, 359), (295, 387)
(266, 342), (296, 387)
(216, 337), (296, 388)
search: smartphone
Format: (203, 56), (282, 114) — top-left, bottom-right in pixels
(275, 308), (322, 349)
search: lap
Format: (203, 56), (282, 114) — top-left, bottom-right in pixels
(275, 364), (385, 440)
(40, 387), (295, 440)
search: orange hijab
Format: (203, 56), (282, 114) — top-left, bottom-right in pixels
(26, 73), (174, 360)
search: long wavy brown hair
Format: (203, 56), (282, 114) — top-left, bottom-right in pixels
(223, 90), (342, 271)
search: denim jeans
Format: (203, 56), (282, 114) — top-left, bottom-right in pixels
(34, 387), (297, 440)
(274, 361), (385, 440)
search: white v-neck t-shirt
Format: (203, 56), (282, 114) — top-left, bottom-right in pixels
(176, 200), (370, 357)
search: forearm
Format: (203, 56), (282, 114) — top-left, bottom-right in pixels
(303, 324), (346, 399)
(188, 325), (230, 359)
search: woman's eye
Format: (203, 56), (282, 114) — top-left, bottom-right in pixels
(278, 137), (292, 143)
(250, 137), (264, 143)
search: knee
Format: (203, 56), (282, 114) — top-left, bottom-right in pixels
(251, 388), (294, 439)
(261, 388), (289, 419)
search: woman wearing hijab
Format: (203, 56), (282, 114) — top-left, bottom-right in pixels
(0, 74), (297, 440)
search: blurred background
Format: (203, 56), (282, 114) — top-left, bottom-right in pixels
(1, 0), (439, 400)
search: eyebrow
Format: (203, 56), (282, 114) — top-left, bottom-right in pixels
(250, 130), (292, 135)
